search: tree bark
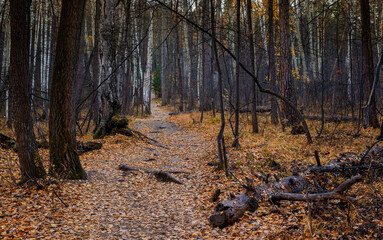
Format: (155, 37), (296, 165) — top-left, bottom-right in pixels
(10, 0), (46, 182)
(279, 0), (297, 125)
(268, 0), (278, 125)
(233, 0), (240, 148)
(161, 6), (168, 106)
(144, 9), (153, 114)
(247, 0), (259, 133)
(97, 0), (120, 133)
(49, 0), (86, 179)
(361, 0), (378, 128)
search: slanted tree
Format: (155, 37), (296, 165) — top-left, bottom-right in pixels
(49, 0), (86, 179)
(10, 0), (46, 182)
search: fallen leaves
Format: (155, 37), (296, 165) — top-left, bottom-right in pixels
(1, 105), (383, 239)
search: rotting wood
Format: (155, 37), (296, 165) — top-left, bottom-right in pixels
(211, 189), (221, 202)
(209, 174), (362, 227)
(77, 141), (103, 154)
(270, 175), (362, 202)
(0, 133), (16, 151)
(208, 145), (383, 228)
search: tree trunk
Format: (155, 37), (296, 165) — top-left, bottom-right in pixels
(201, 0), (210, 112)
(233, 0), (240, 148)
(268, 0), (278, 125)
(161, 6), (168, 106)
(361, 0), (378, 128)
(10, 0), (46, 182)
(144, 9), (153, 114)
(92, 0), (101, 124)
(279, 0), (297, 125)
(97, 0), (120, 133)
(247, 0), (258, 133)
(183, 0), (192, 110)
(49, 0), (86, 179)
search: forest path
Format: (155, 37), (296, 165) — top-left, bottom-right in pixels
(78, 103), (214, 239)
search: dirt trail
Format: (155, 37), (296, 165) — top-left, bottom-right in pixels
(78, 104), (214, 239)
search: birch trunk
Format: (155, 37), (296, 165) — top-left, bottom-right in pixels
(161, 6), (167, 105)
(144, 10), (153, 114)
(183, 0), (192, 110)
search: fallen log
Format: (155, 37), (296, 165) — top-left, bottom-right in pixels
(209, 192), (258, 227)
(239, 106), (271, 113)
(209, 174), (309, 227)
(209, 174), (362, 227)
(77, 141), (103, 154)
(169, 110), (198, 116)
(0, 133), (16, 151)
(309, 164), (383, 173)
(151, 170), (182, 184)
(304, 115), (358, 122)
(118, 164), (184, 184)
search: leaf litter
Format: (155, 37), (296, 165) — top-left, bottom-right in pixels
(0, 104), (383, 239)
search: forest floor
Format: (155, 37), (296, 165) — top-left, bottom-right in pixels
(1, 101), (383, 239)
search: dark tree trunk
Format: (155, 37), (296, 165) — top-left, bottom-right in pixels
(161, 6), (168, 106)
(246, 0), (258, 133)
(49, 0), (86, 179)
(279, 0), (297, 125)
(268, 0), (278, 125)
(9, 0), (46, 182)
(92, 0), (101, 124)
(360, 0), (378, 128)
(201, 0), (210, 112)
(233, 0), (240, 148)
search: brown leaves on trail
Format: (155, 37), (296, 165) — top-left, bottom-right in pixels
(1, 106), (383, 239)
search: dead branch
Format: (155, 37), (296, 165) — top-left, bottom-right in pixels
(118, 164), (184, 184)
(209, 174), (362, 227)
(270, 175), (362, 202)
